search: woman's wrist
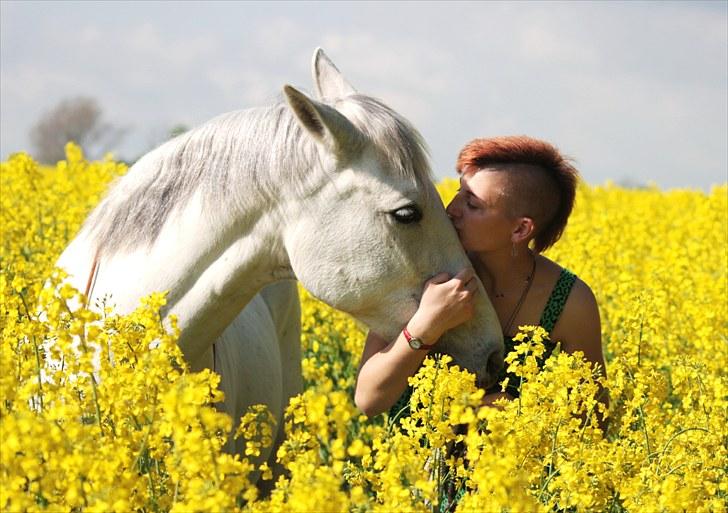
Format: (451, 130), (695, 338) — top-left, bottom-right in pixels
(405, 315), (442, 346)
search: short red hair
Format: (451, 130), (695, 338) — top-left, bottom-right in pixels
(456, 136), (579, 253)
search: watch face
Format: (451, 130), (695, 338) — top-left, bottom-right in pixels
(409, 338), (422, 350)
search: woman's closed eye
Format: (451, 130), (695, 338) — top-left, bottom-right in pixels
(455, 186), (480, 210)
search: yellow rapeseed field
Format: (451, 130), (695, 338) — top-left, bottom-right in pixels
(1, 144), (726, 512)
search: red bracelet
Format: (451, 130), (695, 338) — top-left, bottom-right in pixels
(403, 327), (435, 350)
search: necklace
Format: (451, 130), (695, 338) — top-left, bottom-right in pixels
(502, 256), (537, 336)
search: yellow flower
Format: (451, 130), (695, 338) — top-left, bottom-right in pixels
(2, 152), (726, 512)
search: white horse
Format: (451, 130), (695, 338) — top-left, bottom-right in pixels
(56, 48), (503, 474)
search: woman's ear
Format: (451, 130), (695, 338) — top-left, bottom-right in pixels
(512, 217), (535, 244)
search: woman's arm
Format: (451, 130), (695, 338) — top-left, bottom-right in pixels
(554, 279), (607, 377)
(552, 278), (609, 428)
(355, 269), (478, 417)
(354, 329), (431, 418)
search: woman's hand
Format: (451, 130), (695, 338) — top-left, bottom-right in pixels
(407, 268), (479, 344)
(354, 267), (479, 417)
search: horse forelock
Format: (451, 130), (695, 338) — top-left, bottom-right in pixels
(82, 92), (432, 256)
(341, 95), (433, 193)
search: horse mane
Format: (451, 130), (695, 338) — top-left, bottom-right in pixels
(343, 94), (432, 186)
(82, 93), (432, 255)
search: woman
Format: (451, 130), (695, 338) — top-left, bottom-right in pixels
(355, 135), (607, 418)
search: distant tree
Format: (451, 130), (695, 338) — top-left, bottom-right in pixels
(168, 124), (189, 140)
(30, 96), (126, 163)
(616, 176), (650, 190)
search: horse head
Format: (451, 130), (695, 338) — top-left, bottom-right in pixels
(282, 49), (503, 387)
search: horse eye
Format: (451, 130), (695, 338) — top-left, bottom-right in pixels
(391, 205), (423, 224)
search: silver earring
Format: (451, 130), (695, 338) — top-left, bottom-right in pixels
(511, 243), (518, 257)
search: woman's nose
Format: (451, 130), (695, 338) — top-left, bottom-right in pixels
(446, 198), (460, 219)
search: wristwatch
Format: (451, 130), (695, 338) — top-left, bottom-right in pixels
(403, 327), (435, 351)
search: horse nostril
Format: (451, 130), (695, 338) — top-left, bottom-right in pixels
(479, 349), (504, 389)
(488, 349), (504, 375)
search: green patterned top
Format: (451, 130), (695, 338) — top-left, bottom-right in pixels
(487, 267), (577, 398)
(388, 268), (578, 420)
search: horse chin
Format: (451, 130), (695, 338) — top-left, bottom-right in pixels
(477, 347), (505, 390)
(438, 341), (504, 391)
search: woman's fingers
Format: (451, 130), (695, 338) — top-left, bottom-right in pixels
(424, 268), (478, 312)
(427, 272), (452, 285)
(453, 268), (479, 296)
(414, 268), (480, 336)
(453, 267), (475, 283)
(427, 268), (477, 289)
(464, 276), (479, 293)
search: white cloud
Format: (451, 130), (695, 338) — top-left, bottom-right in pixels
(207, 67), (282, 107)
(126, 22), (220, 70)
(516, 24), (596, 65)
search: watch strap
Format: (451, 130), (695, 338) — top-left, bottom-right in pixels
(403, 326), (435, 350)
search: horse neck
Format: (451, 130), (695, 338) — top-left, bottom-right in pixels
(83, 146), (287, 305)
(72, 183), (287, 366)
(70, 106), (323, 362)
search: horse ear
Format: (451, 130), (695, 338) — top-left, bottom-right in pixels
(283, 84), (362, 157)
(312, 47), (357, 101)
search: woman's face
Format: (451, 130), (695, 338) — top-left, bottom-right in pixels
(445, 169), (518, 253)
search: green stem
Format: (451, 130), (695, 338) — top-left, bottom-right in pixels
(656, 427), (709, 473)
(636, 310), (644, 367)
(173, 480), (179, 506)
(133, 394), (157, 471)
(19, 292), (44, 412)
(637, 404), (652, 461)
(63, 299), (104, 436)
(625, 366), (652, 462)
(425, 356), (442, 449)
(538, 419), (562, 501)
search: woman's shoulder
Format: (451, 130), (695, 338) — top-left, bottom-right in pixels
(538, 256), (595, 301)
(546, 264), (601, 354)
(568, 276), (598, 308)
(535, 255), (566, 283)
(539, 256), (599, 323)
(553, 261), (598, 316)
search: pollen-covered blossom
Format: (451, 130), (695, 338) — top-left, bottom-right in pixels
(2, 148), (726, 512)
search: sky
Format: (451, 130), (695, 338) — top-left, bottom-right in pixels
(1, 0), (726, 190)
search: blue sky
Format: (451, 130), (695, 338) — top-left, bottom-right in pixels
(1, 0), (726, 189)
